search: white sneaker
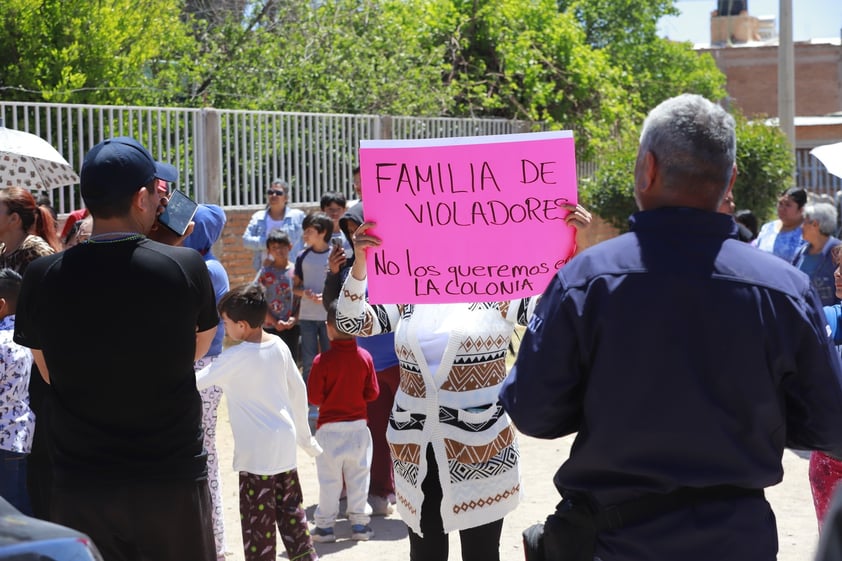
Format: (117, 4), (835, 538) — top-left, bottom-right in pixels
(311, 526), (336, 543)
(368, 494), (394, 516)
(351, 524), (374, 541)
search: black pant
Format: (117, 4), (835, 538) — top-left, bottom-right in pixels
(265, 324), (301, 365)
(52, 478), (216, 561)
(26, 365), (53, 520)
(408, 445), (504, 561)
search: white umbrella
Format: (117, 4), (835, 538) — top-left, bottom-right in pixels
(810, 141), (842, 180)
(0, 123), (79, 189)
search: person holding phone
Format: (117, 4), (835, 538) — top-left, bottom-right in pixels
(158, 190), (199, 237)
(242, 179), (306, 271)
(14, 136), (219, 561)
(321, 192), (350, 255)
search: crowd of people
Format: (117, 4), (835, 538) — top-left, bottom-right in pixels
(3, 93), (842, 561)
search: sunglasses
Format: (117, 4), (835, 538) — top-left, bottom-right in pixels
(268, 189), (285, 196)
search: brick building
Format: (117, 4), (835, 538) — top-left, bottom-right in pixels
(700, 39), (842, 120)
(698, 11), (841, 194)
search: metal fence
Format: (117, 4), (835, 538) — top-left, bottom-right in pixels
(0, 101), (542, 214)
(3, 101), (839, 215)
(797, 147), (842, 198)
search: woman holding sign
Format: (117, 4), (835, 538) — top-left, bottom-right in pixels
(336, 205), (590, 561)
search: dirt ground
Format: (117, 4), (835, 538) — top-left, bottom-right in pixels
(213, 395), (821, 561)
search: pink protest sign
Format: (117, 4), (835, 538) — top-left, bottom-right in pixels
(359, 131), (578, 304)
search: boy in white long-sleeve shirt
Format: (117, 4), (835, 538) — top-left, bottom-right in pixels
(197, 283), (322, 561)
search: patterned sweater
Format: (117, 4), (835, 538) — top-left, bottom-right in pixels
(337, 274), (534, 536)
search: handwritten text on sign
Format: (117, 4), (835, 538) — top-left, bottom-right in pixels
(360, 131), (578, 304)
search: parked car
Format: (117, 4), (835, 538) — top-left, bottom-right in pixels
(0, 496), (103, 560)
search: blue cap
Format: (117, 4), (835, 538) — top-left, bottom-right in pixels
(80, 136), (178, 204)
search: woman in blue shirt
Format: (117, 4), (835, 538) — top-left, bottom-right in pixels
(754, 187), (807, 262)
(242, 179), (306, 271)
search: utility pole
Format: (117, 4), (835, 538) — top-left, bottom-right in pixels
(778, 0), (796, 165)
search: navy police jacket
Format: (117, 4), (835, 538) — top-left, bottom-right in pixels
(501, 207), (842, 560)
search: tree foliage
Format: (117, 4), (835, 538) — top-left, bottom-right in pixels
(432, 0), (636, 157)
(560, 0), (726, 114)
(732, 113), (796, 221)
(173, 0), (450, 115)
(580, 116), (795, 232)
(0, 1), (770, 206)
(0, 1), (725, 124)
(0, 0), (191, 105)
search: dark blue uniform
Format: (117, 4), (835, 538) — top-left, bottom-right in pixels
(501, 207), (842, 560)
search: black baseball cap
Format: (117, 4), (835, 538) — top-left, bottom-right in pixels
(80, 136), (178, 204)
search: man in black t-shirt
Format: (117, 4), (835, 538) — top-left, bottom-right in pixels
(14, 137), (219, 561)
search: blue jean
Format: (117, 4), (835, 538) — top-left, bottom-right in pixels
(299, 319), (329, 382)
(0, 449), (32, 515)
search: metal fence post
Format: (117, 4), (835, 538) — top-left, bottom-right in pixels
(201, 108), (222, 206)
(378, 115), (393, 140)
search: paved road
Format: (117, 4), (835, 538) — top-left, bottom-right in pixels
(214, 396), (820, 561)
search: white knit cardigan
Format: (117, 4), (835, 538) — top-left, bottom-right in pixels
(337, 274), (535, 536)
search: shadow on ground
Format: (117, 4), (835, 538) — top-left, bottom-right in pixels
(302, 500), (408, 557)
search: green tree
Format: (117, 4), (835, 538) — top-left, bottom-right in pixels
(560, 0), (726, 116)
(580, 114), (795, 232)
(731, 112), (795, 221)
(180, 0), (448, 115)
(578, 129), (638, 231)
(420, 0), (634, 158)
(0, 0), (193, 105)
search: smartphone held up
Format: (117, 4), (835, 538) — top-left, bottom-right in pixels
(158, 190), (199, 237)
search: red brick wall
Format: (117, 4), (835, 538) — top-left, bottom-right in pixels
(576, 215), (620, 251)
(217, 204), (320, 288)
(56, 204), (620, 287)
(701, 42), (842, 117)
(216, 207), (620, 288)
(217, 206), (260, 287)
(797, 122), (842, 144)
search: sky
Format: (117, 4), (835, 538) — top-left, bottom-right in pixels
(658, 0), (842, 45)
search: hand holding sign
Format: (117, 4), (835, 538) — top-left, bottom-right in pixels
(562, 203), (592, 229)
(349, 221), (381, 282)
(360, 131), (579, 304)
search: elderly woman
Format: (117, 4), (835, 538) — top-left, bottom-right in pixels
(754, 187), (807, 262)
(793, 202), (841, 306)
(242, 179), (306, 271)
